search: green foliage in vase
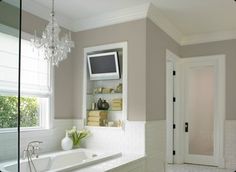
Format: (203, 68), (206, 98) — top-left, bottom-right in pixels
(67, 126), (90, 147)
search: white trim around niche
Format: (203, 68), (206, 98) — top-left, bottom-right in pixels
(83, 42), (128, 129)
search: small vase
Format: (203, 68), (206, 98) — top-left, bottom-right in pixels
(101, 100), (109, 110)
(61, 132), (73, 151)
(97, 98), (103, 110)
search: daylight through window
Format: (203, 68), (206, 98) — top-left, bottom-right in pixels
(0, 32), (52, 129)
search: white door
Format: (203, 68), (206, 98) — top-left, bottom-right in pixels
(181, 55), (225, 166)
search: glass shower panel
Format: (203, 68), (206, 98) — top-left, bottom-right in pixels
(187, 66), (214, 156)
(0, 0), (21, 171)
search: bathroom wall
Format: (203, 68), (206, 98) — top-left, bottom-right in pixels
(72, 19), (147, 121)
(180, 39), (236, 168)
(143, 19), (180, 172)
(146, 19), (180, 121)
(76, 121), (146, 155)
(0, 1), (20, 30)
(0, 119), (74, 162)
(180, 39), (236, 120)
(145, 120), (166, 172)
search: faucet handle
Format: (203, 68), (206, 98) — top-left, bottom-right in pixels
(22, 150), (27, 160)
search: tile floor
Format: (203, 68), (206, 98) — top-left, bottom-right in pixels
(166, 164), (235, 172)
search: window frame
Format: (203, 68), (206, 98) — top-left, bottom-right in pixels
(0, 31), (54, 133)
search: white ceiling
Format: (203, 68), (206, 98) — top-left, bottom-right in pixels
(31, 0), (147, 20)
(22, 0), (236, 45)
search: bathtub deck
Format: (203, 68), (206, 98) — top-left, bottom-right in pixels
(69, 154), (145, 172)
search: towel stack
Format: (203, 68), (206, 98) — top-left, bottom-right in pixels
(87, 111), (108, 126)
(111, 98), (122, 111)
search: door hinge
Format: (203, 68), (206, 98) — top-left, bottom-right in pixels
(173, 97), (176, 102)
(173, 124), (176, 129)
(173, 150), (176, 155)
(185, 122), (189, 132)
(173, 70), (176, 76)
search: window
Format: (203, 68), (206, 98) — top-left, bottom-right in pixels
(0, 32), (53, 130)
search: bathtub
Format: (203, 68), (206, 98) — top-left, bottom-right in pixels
(0, 149), (122, 172)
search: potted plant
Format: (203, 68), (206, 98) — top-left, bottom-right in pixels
(67, 126), (90, 148)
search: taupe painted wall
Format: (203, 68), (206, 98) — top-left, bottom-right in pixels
(180, 40), (236, 120)
(72, 19), (147, 120)
(146, 19), (180, 120)
(0, 2), (20, 30)
(22, 11), (73, 119)
(21, 10), (235, 121)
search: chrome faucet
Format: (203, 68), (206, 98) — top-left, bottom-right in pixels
(23, 141), (43, 160)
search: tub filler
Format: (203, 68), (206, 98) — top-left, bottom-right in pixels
(0, 149), (122, 172)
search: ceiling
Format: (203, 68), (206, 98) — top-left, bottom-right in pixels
(21, 0), (236, 45)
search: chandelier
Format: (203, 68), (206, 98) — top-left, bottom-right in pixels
(31, 0), (74, 66)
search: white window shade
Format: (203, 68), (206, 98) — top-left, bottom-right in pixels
(0, 32), (51, 96)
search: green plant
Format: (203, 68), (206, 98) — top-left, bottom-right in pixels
(67, 126), (90, 147)
(0, 96), (39, 128)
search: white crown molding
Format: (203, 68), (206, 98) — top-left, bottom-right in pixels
(147, 4), (184, 45)
(22, 0), (74, 31)
(21, 1), (236, 45)
(72, 3), (149, 32)
(181, 30), (236, 45)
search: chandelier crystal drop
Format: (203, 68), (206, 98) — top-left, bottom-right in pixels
(31, 0), (74, 66)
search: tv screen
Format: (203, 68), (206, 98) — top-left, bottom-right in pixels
(90, 55), (117, 74)
(87, 52), (120, 80)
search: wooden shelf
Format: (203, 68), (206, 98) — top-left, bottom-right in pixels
(86, 109), (122, 112)
(87, 92), (122, 95)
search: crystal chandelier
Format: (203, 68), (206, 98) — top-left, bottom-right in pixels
(31, 0), (74, 66)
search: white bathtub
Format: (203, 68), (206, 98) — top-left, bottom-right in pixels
(0, 149), (122, 172)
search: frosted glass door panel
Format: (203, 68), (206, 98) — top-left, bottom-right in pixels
(186, 66), (214, 156)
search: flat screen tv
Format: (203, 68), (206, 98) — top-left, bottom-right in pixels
(87, 51), (120, 80)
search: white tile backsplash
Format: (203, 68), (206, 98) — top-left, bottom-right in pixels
(0, 119), (74, 162)
(0, 119), (146, 162)
(123, 121), (145, 154)
(82, 126), (124, 152)
(80, 121), (145, 155)
(225, 120), (236, 169)
(145, 120), (166, 172)
(1, 119), (235, 172)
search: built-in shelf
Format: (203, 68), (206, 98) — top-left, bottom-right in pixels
(85, 125), (122, 130)
(83, 42), (127, 129)
(86, 92), (122, 95)
(86, 109), (122, 112)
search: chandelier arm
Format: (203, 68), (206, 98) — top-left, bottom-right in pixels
(51, 0), (55, 57)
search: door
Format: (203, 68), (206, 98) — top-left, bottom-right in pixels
(181, 55), (225, 166)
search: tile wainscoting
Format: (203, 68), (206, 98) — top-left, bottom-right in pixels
(145, 120), (166, 172)
(75, 120), (146, 155)
(0, 119), (74, 162)
(76, 120), (166, 172)
(143, 120), (236, 171)
(1, 119), (235, 171)
(225, 120), (236, 169)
